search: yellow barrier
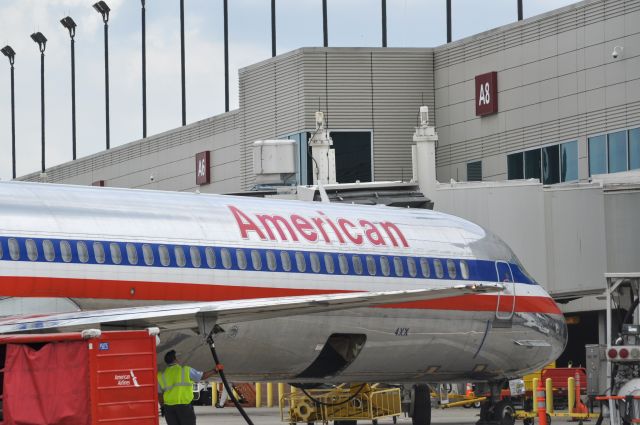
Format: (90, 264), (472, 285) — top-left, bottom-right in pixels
(567, 377), (575, 414)
(545, 378), (553, 414)
(267, 383), (273, 408)
(532, 378), (539, 414)
(278, 383), (285, 408)
(256, 383), (262, 408)
(212, 382), (218, 407)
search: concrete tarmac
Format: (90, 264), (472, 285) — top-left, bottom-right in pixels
(161, 406), (584, 425)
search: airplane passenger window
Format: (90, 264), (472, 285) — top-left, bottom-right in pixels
(447, 259), (457, 279)
(26, 239), (38, 261)
(142, 244), (154, 266)
(8, 238), (20, 260)
(393, 257), (404, 277)
(352, 255), (363, 275)
(236, 249), (247, 270)
(460, 260), (469, 279)
(60, 240), (73, 263)
(324, 253), (335, 274)
(175, 246), (187, 267)
(221, 248), (232, 269)
(44, 240), (56, 262)
(365, 255), (376, 276)
(407, 257), (417, 277)
(93, 242), (105, 264)
(205, 247), (216, 268)
(338, 254), (349, 274)
(295, 251), (306, 272)
(0, 240), (3, 259)
(251, 250), (262, 271)
(159, 245), (170, 266)
(420, 258), (431, 278)
(190, 246), (202, 268)
(310, 252), (321, 273)
(280, 251), (291, 272)
(77, 241), (89, 263)
(110, 243), (122, 265)
(126, 243), (138, 265)
(380, 256), (390, 277)
(266, 250), (277, 271)
(434, 259), (444, 278)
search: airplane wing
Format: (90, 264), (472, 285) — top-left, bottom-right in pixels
(0, 283), (501, 334)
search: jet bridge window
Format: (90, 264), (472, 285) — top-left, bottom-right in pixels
(380, 256), (390, 277)
(221, 248), (232, 269)
(44, 240), (56, 262)
(266, 250), (277, 271)
(159, 245), (170, 266)
(433, 259), (444, 278)
(26, 239), (38, 261)
(93, 242), (105, 264)
(8, 238), (20, 261)
(175, 246), (187, 267)
(295, 251), (306, 272)
(324, 254), (335, 274)
(110, 243), (122, 265)
(338, 254), (349, 274)
(60, 240), (72, 263)
(205, 247), (216, 268)
(407, 257), (417, 277)
(310, 252), (321, 273)
(447, 259), (457, 279)
(190, 247), (202, 268)
(126, 243), (138, 265)
(236, 249), (247, 270)
(460, 260), (469, 279)
(251, 250), (262, 271)
(352, 255), (363, 275)
(393, 257), (404, 277)
(420, 258), (431, 278)
(366, 255), (376, 276)
(77, 241), (89, 264)
(142, 244), (154, 266)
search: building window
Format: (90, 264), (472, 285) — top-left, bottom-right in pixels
(608, 130), (627, 173)
(330, 131), (373, 184)
(588, 135), (607, 176)
(542, 145), (559, 185)
(560, 141), (578, 182)
(524, 149), (541, 180)
(466, 161), (482, 181)
(630, 128), (640, 170)
(507, 152), (524, 180)
(510, 141), (577, 184)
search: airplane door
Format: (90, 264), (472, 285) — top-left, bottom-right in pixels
(495, 261), (516, 321)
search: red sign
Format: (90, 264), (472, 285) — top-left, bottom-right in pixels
(195, 151), (210, 185)
(475, 71), (498, 116)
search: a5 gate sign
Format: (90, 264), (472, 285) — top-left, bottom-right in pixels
(475, 71), (498, 116)
(196, 151), (211, 185)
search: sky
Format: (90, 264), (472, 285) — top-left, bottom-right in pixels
(0, 0), (578, 180)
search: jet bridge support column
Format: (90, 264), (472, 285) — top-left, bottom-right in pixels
(412, 106), (438, 201)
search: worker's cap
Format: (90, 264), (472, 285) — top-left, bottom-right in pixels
(164, 349), (177, 365)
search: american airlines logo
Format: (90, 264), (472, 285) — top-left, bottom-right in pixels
(229, 206), (409, 248)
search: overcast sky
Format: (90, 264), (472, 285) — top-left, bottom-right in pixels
(0, 0), (578, 180)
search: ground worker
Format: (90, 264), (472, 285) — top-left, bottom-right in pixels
(158, 350), (217, 425)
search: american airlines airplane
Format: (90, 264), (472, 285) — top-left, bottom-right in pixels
(0, 181), (566, 425)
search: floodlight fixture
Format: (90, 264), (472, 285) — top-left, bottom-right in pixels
(1, 45), (16, 64)
(60, 16), (77, 38)
(93, 1), (110, 23)
(31, 32), (47, 53)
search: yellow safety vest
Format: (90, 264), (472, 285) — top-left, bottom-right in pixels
(158, 364), (194, 405)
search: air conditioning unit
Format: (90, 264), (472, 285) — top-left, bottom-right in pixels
(252, 139), (296, 185)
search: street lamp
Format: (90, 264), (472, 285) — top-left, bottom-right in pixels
(93, 1), (111, 150)
(31, 32), (47, 173)
(141, 0), (148, 138)
(180, 0), (186, 124)
(60, 16), (77, 160)
(1, 45), (16, 179)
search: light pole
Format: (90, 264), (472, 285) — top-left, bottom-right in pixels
(180, 0), (186, 124)
(93, 1), (111, 150)
(271, 0), (276, 57)
(31, 32), (47, 174)
(60, 16), (77, 160)
(1, 46), (16, 179)
(223, 0), (229, 112)
(141, 0), (148, 138)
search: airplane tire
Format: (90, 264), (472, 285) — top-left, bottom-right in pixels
(492, 400), (515, 425)
(412, 384), (431, 425)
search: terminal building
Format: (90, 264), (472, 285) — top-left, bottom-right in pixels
(18, 0), (640, 366)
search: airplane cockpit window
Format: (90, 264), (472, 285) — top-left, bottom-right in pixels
(266, 250), (277, 271)
(324, 253), (335, 274)
(460, 260), (470, 279)
(420, 258), (431, 278)
(8, 238), (20, 261)
(126, 243), (138, 265)
(407, 257), (417, 277)
(93, 242), (105, 264)
(295, 251), (306, 272)
(310, 252), (321, 273)
(235, 249), (247, 270)
(393, 257), (404, 277)
(433, 259), (444, 278)
(447, 259), (457, 279)
(77, 241), (89, 263)
(365, 255), (376, 276)
(142, 244), (154, 266)
(380, 256), (390, 276)
(338, 254), (349, 274)
(205, 247), (216, 268)
(26, 239), (38, 261)
(175, 246), (187, 267)
(221, 248), (232, 269)
(190, 247), (202, 268)
(159, 245), (170, 266)
(280, 251), (291, 271)
(251, 250), (262, 271)
(352, 255), (363, 275)
(110, 243), (122, 265)
(60, 240), (72, 263)
(44, 240), (56, 262)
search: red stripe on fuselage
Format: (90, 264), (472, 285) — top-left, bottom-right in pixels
(0, 276), (561, 315)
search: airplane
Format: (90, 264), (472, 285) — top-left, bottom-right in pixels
(0, 181), (567, 425)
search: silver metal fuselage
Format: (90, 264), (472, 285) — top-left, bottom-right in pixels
(0, 182), (566, 383)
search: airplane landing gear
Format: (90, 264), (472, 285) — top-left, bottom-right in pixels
(411, 384), (431, 425)
(476, 382), (515, 425)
